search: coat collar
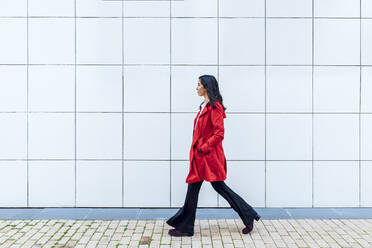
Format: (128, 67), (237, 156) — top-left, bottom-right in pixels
(199, 101), (211, 117)
(198, 101), (210, 118)
(198, 101), (227, 119)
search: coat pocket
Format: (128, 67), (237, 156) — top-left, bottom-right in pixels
(193, 136), (204, 149)
(204, 148), (218, 165)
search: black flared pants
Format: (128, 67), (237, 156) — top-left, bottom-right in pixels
(166, 180), (259, 235)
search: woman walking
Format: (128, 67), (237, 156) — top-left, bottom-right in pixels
(166, 75), (261, 237)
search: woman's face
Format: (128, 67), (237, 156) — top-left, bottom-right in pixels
(196, 79), (206, 96)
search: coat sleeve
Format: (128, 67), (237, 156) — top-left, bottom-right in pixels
(200, 102), (224, 153)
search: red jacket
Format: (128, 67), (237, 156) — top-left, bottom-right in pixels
(186, 100), (227, 183)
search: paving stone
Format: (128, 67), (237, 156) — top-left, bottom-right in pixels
(0, 218), (372, 247)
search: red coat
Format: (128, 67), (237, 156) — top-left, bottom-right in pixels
(186, 101), (227, 183)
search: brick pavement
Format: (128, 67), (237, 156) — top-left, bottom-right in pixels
(0, 219), (372, 247)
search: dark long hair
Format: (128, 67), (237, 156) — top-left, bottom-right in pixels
(198, 75), (227, 111)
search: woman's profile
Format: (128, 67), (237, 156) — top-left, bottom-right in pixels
(166, 75), (261, 237)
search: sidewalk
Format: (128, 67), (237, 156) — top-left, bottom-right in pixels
(0, 208), (371, 248)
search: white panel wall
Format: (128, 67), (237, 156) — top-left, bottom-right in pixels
(0, 0), (371, 208)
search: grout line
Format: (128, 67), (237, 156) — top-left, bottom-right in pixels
(122, 0), (125, 208)
(1, 64), (371, 66)
(312, 0), (314, 208)
(2, 16), (372, 19)
(74, 0), (77, 208)
(169, 0), (172, 208)
(359, 0), (362, 207)
(1, 111), (372, 114)
(264, 0), (267, 208)
(26, 0), (29, 208)
(0, 159), (370, 162)
(217, 0), (219, 208)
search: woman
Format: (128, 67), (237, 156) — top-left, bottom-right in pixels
(166, 75), (261, 237)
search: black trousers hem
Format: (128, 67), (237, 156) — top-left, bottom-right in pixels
(166, 180), (259, 234)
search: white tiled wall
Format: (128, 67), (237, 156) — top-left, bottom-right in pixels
(0, 0), (371, 208)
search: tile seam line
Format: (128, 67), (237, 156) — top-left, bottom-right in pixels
(4, 16), (371, 18)
(359, 0), (362, 208)
(169, 0), (172, 208)
(217, 0), (219, 208)
(264, 0), (267, 208)
(312, 0), (314, 208)
(121, 0), (124, 208)
(74, 0), (77, 208)
(26, 0), (29, 208)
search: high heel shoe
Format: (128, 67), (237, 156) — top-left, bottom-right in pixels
(168, 228), (193, 237)
(242, 214), (261, 234)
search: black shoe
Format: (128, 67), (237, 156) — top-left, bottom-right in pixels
(242, 214), (261, 234)
(168, 228), (193, 237)
(255, 214), (261, 221)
